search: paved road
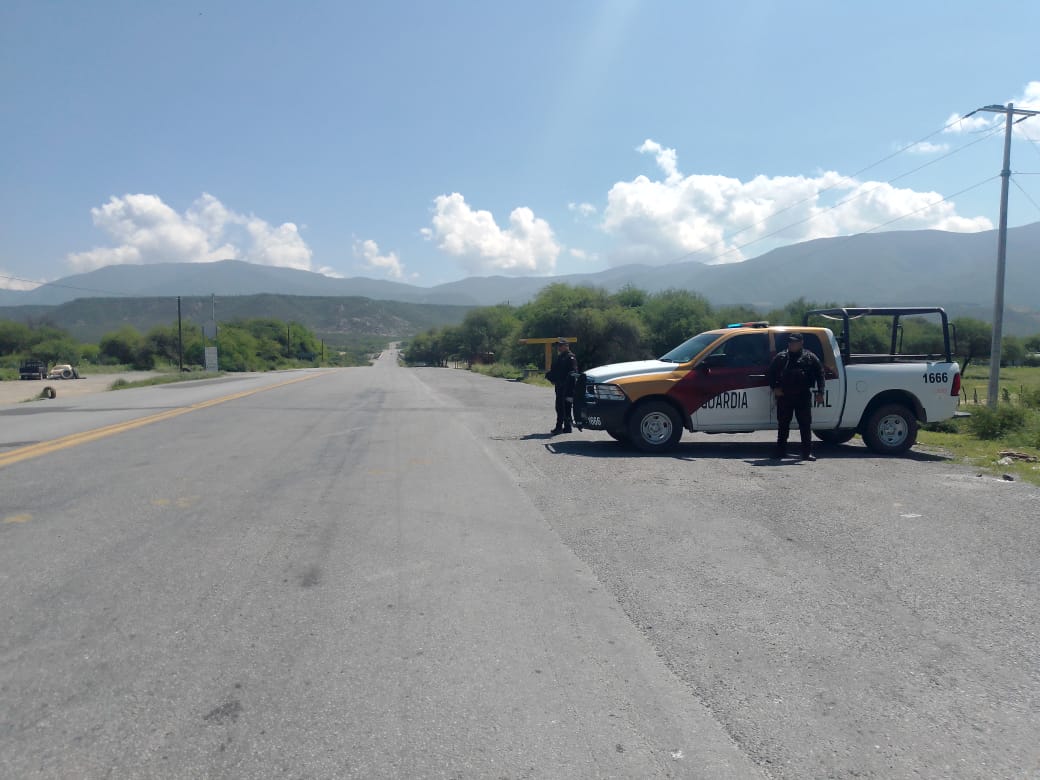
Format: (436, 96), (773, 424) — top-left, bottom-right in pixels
(1, 351), (1037, 778)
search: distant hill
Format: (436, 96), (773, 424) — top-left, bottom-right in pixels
(0, 294), (472, 344)
(0, 260), (475, 307)
(2, 221), (1038, 334)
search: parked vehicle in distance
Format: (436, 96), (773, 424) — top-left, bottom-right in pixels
(18, 359), (48, 380)
(46, 363), (82, 380)
(573, 307), (962, 456)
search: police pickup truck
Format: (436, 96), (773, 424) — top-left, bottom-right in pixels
(573, 307), (962, 455)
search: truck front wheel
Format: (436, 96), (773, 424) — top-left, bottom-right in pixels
(627, 400), (682, 453)
(862, 404), (917, 454)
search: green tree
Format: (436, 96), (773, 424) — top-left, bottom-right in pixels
(217, 326), (263, 371)
(1001, 335), (1025, 367)
(612, 285), (648, 309)
(951, 317), (991, 373)
(99, 326), (144, 365)
(144, 323), (203, 367)
(32, 336), (81, 365)
(456, 305), (519, 363)
(713, 305), (763, 328)
(571, 305), (646, 367)
(0, 320), (33, 356)
(514, 284), (643, 368)
(639, 289), (714, 357)
(900, 317), (946, 356)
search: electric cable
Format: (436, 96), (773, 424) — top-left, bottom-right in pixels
(1011, 177), (1040, 217)
(656, 118), (1005, 266)
(0, 271), (133, 297)
(749, 175), (1000, 268)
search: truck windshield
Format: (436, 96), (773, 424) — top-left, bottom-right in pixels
(658, 332), (722, 363)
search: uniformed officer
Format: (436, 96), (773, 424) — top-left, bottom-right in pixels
(545, 337), (578, 434)
(767, 332), (826, 460)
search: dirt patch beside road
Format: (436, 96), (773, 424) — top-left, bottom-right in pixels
(0, 372), (164, 405)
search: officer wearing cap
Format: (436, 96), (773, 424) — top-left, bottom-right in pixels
(767, 332), (826, 460)
(545, 337), (578, 434)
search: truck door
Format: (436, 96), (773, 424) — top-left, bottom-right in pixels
(691, 333), (773, 430)
(768, 332), (842, 427)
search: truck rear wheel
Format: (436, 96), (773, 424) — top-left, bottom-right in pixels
(814, 429), (856, 445)
(627, 400), (682, 453)
(862, 404), (917, 454)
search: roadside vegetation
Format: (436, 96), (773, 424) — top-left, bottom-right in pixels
(919, 365), (1040, 485)
(109, 372), (225, 390)
(405, 282), (1040, 483)
(0, 316), (378, 379)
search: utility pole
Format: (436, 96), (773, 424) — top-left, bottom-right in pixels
(969, 102), (1040, 406)
(177, 296), (183, 373)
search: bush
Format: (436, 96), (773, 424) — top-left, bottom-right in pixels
(1019, 387), (1040, 409)
(470, 362), (523, 380)
(965, 405), (1029, 439)
(923, 419), (960, 434)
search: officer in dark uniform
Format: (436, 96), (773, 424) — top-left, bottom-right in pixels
(545, 337), (578, 434)
(767, 332), (826, 460)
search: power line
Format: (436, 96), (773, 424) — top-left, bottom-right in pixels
(1011, 176), (1040, 216)
(746, 175), (1000, 268)
(0, 271), (133, 298)
(659, 118), (1005, 266)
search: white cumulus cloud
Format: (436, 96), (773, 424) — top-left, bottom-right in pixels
(568, 202), (598, 217)
(354, 239), (405, 280)
(67, 193), (315, 273)
(422, 192), (560, 275)
(943, 81), (1040, 140)
(905, 140), (950, 155)
(600, 140), (992, 266)
(0, 271), (44, 291)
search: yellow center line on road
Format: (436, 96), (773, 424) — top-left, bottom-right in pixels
(0, 373), (321, 470)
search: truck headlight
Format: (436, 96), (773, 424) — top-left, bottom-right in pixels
(591, 383), (627, 401)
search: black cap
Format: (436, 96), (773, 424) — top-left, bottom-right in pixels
(787, 332), (804, 342)
(556, 337), (569, 344)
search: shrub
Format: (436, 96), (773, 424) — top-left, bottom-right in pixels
(965, 405), (1028, 439)
(923, 419), (960, 434)
(1019, 387), (1040, 409)
(471, 362), (523, 380)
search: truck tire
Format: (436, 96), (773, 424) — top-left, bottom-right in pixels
(814, 429), (857, 445)
(627, 400), (682, 453)
(60, 368), (73, 379)
(862, 404), (917, 454)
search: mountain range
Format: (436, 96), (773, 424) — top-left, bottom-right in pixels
(3, 221), (1039, 334)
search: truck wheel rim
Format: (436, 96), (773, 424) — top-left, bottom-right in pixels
(877, 414), (908, 446)
(640, 412), (673, 444)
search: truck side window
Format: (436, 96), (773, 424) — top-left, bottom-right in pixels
(800, 333), (838, 379)
(802, 333), (824, 361)
(710, 334), (770, 368)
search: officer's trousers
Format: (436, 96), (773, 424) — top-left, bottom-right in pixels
(776, 395), (812, 453)
(554, 386), (573, 429)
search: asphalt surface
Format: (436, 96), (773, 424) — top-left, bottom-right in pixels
(1, 351), (1038, 778)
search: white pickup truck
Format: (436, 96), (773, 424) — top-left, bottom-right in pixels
(573, 307), (962, 455)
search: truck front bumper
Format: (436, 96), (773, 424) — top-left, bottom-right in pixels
(572, 375), (630, 432)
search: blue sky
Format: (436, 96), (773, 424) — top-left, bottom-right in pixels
(2, 0), (1039, 290)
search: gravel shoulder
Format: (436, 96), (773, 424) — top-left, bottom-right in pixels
(0, 372), (164, 405)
